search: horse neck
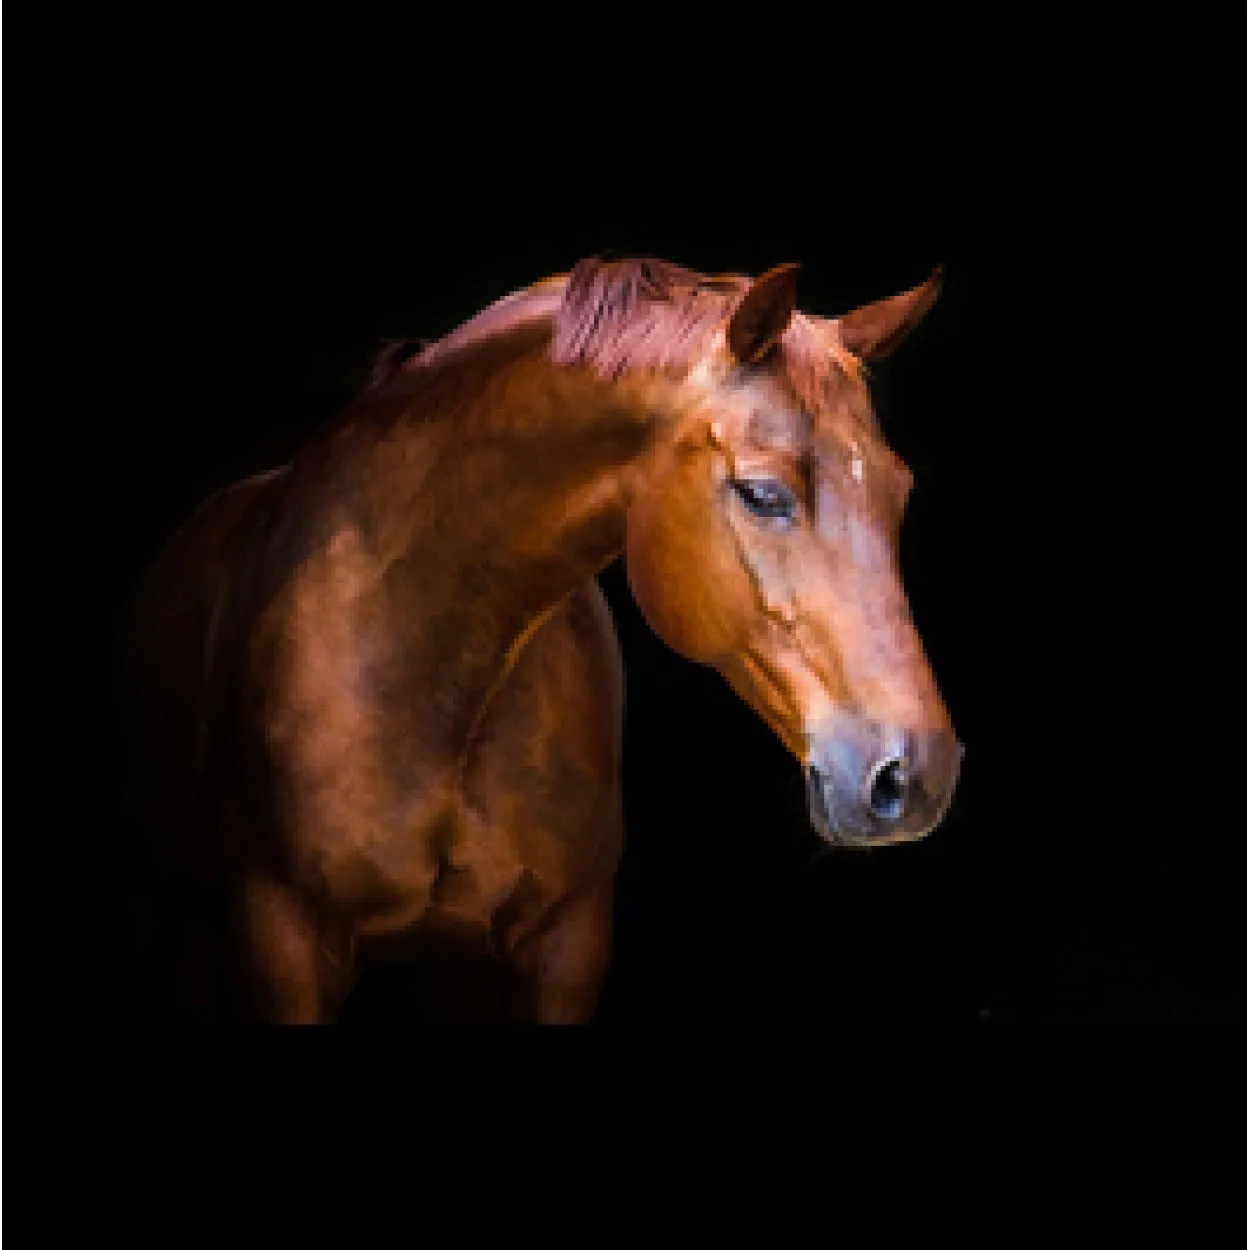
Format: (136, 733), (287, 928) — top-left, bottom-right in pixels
(311, 322), (664, 756)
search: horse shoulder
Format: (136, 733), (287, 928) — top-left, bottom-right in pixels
(450, 576), (625, 936)
(250, 520), (457, 922)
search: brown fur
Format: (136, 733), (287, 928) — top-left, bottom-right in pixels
(114, 255), (958, 1023)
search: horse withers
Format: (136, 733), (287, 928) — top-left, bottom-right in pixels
(113, 256), (961, 1022)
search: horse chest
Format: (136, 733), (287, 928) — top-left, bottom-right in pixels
(270, 704), (590, 956)
(345, 798), (548, 961)
(264, 561), (620, 959)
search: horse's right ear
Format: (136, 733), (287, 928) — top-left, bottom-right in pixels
(727, 262), (801, 364)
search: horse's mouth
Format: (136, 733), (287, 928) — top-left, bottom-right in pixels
(809, 810), (929, 851)
(804, 767), (941, 851)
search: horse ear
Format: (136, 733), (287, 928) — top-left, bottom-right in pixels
(727, 262), (801, 364)
(836, 266), (944, 362)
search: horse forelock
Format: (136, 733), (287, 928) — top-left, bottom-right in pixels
(550, 257), (869, 426)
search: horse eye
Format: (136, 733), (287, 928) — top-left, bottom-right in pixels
(731, 477), (799, 524)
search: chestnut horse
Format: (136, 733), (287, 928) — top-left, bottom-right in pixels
(112, 256), (962, 1023)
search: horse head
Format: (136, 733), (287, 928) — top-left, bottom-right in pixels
(617, 261), (961, 846)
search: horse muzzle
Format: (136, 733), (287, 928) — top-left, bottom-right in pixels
(805, 720), (963, 847)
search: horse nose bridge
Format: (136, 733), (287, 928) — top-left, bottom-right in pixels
(792, 558), (950, 731)
(804, 558), (926, 651)
(839, 644), (947, 732)
(843, 598), (948, 720)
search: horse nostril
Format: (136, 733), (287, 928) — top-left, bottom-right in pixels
(866, 756), (908, 822)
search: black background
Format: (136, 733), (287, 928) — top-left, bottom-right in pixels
(14, 22), (1245, 1033)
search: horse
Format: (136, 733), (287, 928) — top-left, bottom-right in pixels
(111, 255), (963, 1023)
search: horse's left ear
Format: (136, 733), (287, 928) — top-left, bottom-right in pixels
(837, 266), (944, 362)
(727, 262), (801, 364)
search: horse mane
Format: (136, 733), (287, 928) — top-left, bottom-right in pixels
(367, 338), (428, 390)
(550, 257), (740, 380)
(365, 256), (866, 419)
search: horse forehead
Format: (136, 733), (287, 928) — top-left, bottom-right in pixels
(695, 369), (872, 458)
(709, 376), (803, 449)
(737, 373), (875, 454)
(745, 402), (803, 450)
(812, 409), (874, 467)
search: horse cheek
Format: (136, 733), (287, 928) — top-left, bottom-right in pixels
(624, 456), (740, 664)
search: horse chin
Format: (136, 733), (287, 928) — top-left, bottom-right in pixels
(808, 809), (930, 851)
(805, 776), (929, 852)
